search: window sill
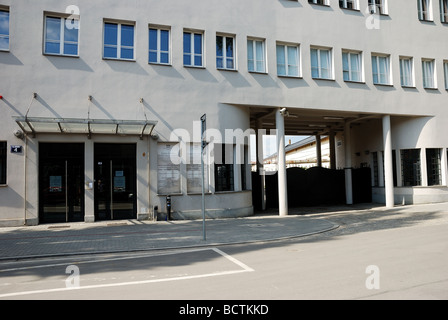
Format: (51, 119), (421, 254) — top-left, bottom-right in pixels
(344, 80), (366, 84)
(424, 87), (439, 90)
(184, 65), (206, 69)
(217, 67), (238, 72)
(312, 77), (335, 82)
(0, 49), (10, 53)
(373, 83), (394, 87)
(44, 53), (79, 58)
(187, 192), (213, 196)
(103, 57), (136, 62)
(309, 3), (330, 8)
(0, 184), (7, 188)
(340, 7), (360, 12)
(278, 75), (303, 79)
(249, 70), (268, 75)
(401, 85), (417, 89)
(149, 62), (172, 67)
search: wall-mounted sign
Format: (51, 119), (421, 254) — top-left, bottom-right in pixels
(10, 145), (23, 154)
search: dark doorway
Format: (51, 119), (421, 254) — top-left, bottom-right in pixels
(94, 143), (137, 221)
(39, 143), (85, 223)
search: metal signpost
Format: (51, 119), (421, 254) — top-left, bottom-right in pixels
(201, 114), (207, 241)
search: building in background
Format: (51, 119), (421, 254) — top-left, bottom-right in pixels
(1, 0), (448, 226)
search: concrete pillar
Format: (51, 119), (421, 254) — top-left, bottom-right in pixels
(316, 134), (322, 167)
(276, 109), (288, 216)
(344, 121), (353, 205)
(256, 120), (266, 211)
(329, 131), (336, 170)
(382, 115), (394, 208)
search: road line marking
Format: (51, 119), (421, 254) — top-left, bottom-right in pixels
(212, 248), (254, 272)
(0, 248), (254, 299)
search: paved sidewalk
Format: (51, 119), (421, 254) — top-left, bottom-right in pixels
(0, 202), (447, 261)
(0, 214), (338, 260)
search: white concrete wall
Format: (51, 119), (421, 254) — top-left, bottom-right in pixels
(1, 0), (448, 225)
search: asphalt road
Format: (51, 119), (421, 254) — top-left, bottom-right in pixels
(1, 206), (447, 301)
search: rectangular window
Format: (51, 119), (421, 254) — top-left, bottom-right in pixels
(214, 144), (234, 192)
(216, 35), (235, 70)
(247, 38), (266, 73)
(157, 143), (181, 194)
(342, 51), (362, 82)
(418, 0), (433, 21)
(184, 31), (204, 67)
(399, 57), (414, 87)
(372, 54), (391, 85)
(339, 0), (358, 10)
(277, 43), (300, 77)
(0, 142), (6, 185)
(441, 0), (448, 22)
(422, 59), (436, 89)
(444, 61), (448, 89)
(426, 149), (442, 186)
(309, 0), (329, 5)
(311, 47), (333, 79)
(368, 0), (388, 14)
(44, 15), (79, 56)
(103, 22), (135, 60)
(401, 149), (421, 187)
(0, 9), (10, 51)
(149, 27), (170, 65)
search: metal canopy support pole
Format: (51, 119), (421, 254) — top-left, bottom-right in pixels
(276, 109), (288, 216)
(382, 115), (395, 208)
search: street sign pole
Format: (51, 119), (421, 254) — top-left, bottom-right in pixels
(201, 114), (207, 241)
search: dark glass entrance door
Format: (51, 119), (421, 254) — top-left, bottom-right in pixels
(39, 143), (85, 224)
(94, 144), (137, 221)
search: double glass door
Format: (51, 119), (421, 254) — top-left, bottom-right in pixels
(39, 143), (85, 223)
(94, 144), (137, 221)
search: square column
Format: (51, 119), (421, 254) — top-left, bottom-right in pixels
(344, 121), (353, 205)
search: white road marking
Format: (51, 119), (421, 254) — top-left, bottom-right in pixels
(0, 248), (254, 298)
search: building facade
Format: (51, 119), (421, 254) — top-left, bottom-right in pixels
(1, 0), (448, 226)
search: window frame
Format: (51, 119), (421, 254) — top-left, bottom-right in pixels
(401, 149), (422, 187)
(149, 25), (171, 65)
(422, 58), (437, 89)
(247, 38), (267, 74)
(342, 50), (363, 83)
(276, 42), (301, 78)
(426, 148), (442, 186)
(0, 8), (10, 52)
(311, 47), (333, 80)
(441, 0), (448, 23)
(339, 0), (359, 10)
(183, 30), (205, 68)
(216, 34), (236, 71)
(309, 0), (330, 6)
(214, 143), (235, 192)
(399, 56), (415, 88)
(371, 53), (392, 86)
(368, 0), (388, 15)
(43, 14), (80, 57)
(418, 0), (433, 21)
(103, 20), (136, 61)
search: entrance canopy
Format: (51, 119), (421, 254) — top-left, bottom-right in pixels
(14, 116), (157, 139)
